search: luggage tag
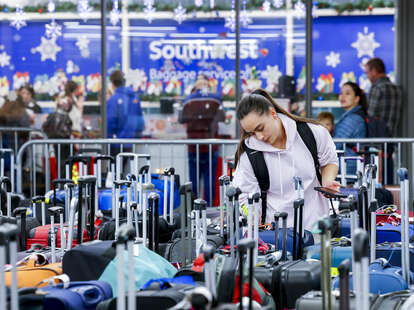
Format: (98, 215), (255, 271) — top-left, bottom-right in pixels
(37, 274), (70, 289)
(133, 243), (140, 257)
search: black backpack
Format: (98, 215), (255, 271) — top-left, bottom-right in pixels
(353, 108), (390, 138)
(244, 121), (322, 224)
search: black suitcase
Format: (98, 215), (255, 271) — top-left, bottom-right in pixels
(254, 197), (321, 310)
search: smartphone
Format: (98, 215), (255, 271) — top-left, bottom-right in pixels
(314, 186), (348, 199)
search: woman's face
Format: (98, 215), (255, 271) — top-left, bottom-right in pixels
(339, 85), (359, 111)
(240, 108), (283, 146)
(20, 88), (32, 104)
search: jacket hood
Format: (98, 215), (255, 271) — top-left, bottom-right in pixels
(244, 113), (297, 153)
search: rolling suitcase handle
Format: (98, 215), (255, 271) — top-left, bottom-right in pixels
(130, 203), (140, 243)
(52, 178), (74, 206)
(397, 168), (410, 286)
(369, 200), (378, 263)
(179, 182), (193, 266)
(49, 206), (64, 263)
(226, 186), (237, 259)
(63, 182), (74, 223)
(31, 195), (46, 226)
(354, 229), (370, 310)
(204, 244), (216, 299)
(12, 207), (27, 251)
(237, 239), (256, 310)
(234, 187), (242, 245)
(280, 212), (288, 261)
(0, 177), (11, 216)
(77, 176), (97, 245)
(274, 212), (281, 251)
(338, 259), (351, 310)
(65, 156), (89, 179)
(94, 155), (115, 189)
(218, 175), (230, 239)
(163, 167), (175, 225)
(116, 224), (136, 310)
(318, 219), (332, 310)
(194, 199), (207, 257)
(293, 198), (304, 260)
(116, 153), (151, 181)
(0, 223), (19, 310)
(247, 192), (260, 264)
(0, 150), (14, 192)
(141, 183), (154, 248)
(113, 180), (132, 239)
(148, 192), (160, 253)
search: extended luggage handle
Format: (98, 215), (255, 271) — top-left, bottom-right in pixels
(293, 198), (304, 260)
(247, 192), (260, 264)
(274, 211), (288, 261)
(32, 195), (46, 226)
(116, 153), (151, 182)
(113, 180), (132, 239)
(338, 259), (351, 310)
(52, 178), (74, 208)
(48, 206), (64, 264)
(179, 182), (194, 266)
(203, 244), (216, 299)
(12, 207), (27, 251)
(163, 167), (176, 225)
(130, 203), (140, 243)
(353, 229), (370, 310)
(65, 156), (89, 179)
(226, 186), (239, 259)
(0, 176), (12, 217)
(318, 219), (332, 310)
(218, 175), (230, 239)
(0, 149), (14, 193)
(77, 176), (97, 245)
(237, 239), (256, 310)
(116, 224), (136, 310)
(340, 156), (364, 186)
(140, 183), (155, 248)
(369, 200), (378, 263)
(148, 192), (160, 253)
(397, 167), (410, 286)
(94, 155), (115, 189)
(0, 223), (19, 310)
(194, 198), (207, 258)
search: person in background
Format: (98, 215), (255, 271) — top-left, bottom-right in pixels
(62, 80), (84, 137)
(179, 74), (225, 206)
(107, 70), (144, 139)
(18, 83), (41, 126)
(333, 82), (367, 180)
(316, 111), (334, 136)
(364, 57), (401, 136)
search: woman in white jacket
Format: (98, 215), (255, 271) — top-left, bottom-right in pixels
(233, 89), (340, 230)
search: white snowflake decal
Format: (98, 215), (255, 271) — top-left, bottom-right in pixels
(126, 69), (148, 92)
(48, 1), (56, 13)
(359, 57), (370, 71)
(80, 49), (90, 58)
(325, 51), (341, 68)
(174, 3), (187, 24)
(34, 37), (62, 62)
(0, 51), (11, 68)
(76, 36), (90, 51)
(263, 0), (271, 12)
(273, 0), (284, 8)
(10, 6), (27, 30)
(224, 14), (236, 31)
(261, 65), (282, 92)
(351, 27), (381, 58)
(294, 0), (306, 19)
(210, 0), (215, 9)
(240, 10), (252, 27)
(110, 8), (121, 26)
(77, 0), (93, 21)
(143, 5), (156, 24)
(195, 0), (203, 7)
(45, 20), (62, 39)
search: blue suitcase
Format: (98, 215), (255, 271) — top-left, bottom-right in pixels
(332, 259), (414, 294)
(259, 228), (314, 255)
(40, 280), (113, 310)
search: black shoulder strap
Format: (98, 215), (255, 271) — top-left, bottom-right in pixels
(296, 122), (322, 185)
(244, 122), (322, 224)
(244, 142), (269, 224)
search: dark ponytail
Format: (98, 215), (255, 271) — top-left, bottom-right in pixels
(234, 88), (320, 168)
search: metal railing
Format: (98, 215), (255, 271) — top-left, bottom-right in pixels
(13, 137), (414, 206)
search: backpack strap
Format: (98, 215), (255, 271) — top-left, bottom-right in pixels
(244, 142), (270, 224)
(296, 122), (322, 185)
(244, 121), (322, 224)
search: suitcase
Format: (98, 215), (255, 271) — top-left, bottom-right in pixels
(296, 228), (374, 310)
(332, 167), (414, 294)
(254, 186), (321, 310)
(40, 277), (113, 310)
